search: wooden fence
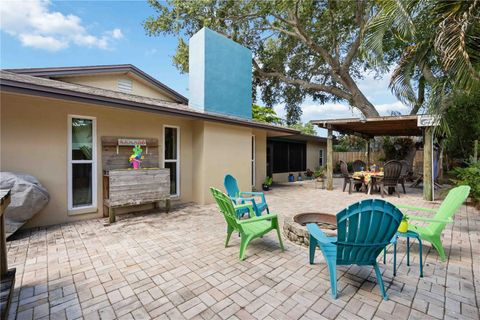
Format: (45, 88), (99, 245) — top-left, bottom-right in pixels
(333, 151), (424, 171)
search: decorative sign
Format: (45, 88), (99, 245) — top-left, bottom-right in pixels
(417, 115), (439, 127)
(118, 138), (147, 146)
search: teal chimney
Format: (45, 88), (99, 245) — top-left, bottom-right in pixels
(189, 27), (252, 119)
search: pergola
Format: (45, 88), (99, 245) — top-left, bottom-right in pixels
(311, 115), (436, 201)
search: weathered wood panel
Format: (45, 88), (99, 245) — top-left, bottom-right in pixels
(104, 169), (170, 208)
(333, 150), (424, 168)
(101, 136), (160, 171)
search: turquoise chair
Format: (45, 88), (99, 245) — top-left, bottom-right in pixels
(308, 199), (403, 300)
(224, 174), (269, 217)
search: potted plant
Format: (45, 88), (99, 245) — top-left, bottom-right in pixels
(314, 166), (326, 179)
(262, 176), (273, 191)
(288, 173), (295, 182)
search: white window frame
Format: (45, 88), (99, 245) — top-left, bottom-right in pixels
(251, 135), (256, 187)
(251, 135), (257, 187)
(163, 125), (180, 197)
(67, 115), (97, 214)
(319, 148), (325, 167)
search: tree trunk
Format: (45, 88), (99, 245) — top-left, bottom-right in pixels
(340, 71), (380, 118)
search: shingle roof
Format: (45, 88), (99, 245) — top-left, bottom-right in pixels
(5, 64), (188, 104)
(0, 70), (299, 134)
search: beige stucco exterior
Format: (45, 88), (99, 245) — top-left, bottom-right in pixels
(0, 91), (272, 227)
(55, 73), (178, 102)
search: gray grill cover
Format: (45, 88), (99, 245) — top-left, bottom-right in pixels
(0, 172), (49, 237)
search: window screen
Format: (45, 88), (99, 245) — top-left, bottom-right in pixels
(271, 140), (306, 173)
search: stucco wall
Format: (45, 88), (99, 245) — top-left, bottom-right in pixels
(1, 92), (271, 227)
(253, 129), (267, 190)
(55, 73), (177, 102)
(198, 122), (252, 204)
(1, 92), (193, 227)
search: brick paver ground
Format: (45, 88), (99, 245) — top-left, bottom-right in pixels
(6, 179), (479, 320)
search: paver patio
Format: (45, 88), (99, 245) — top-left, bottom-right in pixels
(5, 179), (479, 320)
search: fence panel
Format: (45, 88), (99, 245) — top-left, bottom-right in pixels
(333, 150), (424, 169)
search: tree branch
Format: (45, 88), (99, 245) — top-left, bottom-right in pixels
(253, 60), (352, 101)
(342, 0), (367, 70)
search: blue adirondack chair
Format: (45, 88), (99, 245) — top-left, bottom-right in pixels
(308, 199), (403, 300)
(224, 174), (269, 217)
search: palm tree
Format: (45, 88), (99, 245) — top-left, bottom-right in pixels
(364, 0), (480, 116)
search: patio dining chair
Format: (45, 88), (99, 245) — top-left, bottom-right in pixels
(398, 160), (410, 194)
(340, 160), (363, 194)
(352, 160), (366, 172)
(308, 199), (403, 300)
(224, 174), (269, 217)
(210, 187), (284, 260)
(379, 160), (403, 197)
(394, 185), (470, 261)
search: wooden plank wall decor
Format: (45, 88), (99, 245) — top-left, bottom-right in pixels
(101, 136), (170, 223)
(101, 136), (160, 172)
(103, 169), (171, 223)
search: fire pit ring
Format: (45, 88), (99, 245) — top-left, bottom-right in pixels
(283, 212), (337, 246)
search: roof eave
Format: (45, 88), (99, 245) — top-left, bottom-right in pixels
(0, 78), (298, 135)
(4, 64), (189, 104)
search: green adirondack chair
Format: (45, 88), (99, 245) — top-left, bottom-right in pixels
(395, 185), (471, 261)
(210, 187), (284, 260)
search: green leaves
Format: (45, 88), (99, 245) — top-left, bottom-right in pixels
(143, 0), (387, 120)
(252, 104), (283, 125)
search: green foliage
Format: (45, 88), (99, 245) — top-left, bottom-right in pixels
(444, 91), (480, 161)
(252, 104), (283, 125)
(382, 137), (413, 160)
(451, 160), (480, 205)
(314, 166), (326, 178)
(333, 135), (367, 151)
(288, 122), (316, 136)
(263, 176), (273, 186)
(334, 161), (353, 174)
(143, 0), (402, 121)
(366, 0), (480, 120)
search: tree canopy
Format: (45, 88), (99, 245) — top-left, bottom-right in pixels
(252, 104), (283, 125)
(366, 0), (480, 117)
(144, 0), (402, 123)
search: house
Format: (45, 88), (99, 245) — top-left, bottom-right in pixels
(0, 28), (326, 228)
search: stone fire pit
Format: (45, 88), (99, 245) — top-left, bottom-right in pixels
(283, 212), (337, 246)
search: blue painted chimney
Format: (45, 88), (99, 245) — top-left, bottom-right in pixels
(189, 27), (252, 119)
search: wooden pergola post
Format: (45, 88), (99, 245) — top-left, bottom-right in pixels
(423, 127), (433, 201)
(327, 128), (333, 190)
(366, 139), (371, 167)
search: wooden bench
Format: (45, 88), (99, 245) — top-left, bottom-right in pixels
(103, 169), (170, 223)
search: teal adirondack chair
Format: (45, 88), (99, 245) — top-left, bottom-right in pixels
(308, 199), (403, 300)
(210, 187), (284, 260)
(224, 174), (269, 217)
(394, 185), (471, 261)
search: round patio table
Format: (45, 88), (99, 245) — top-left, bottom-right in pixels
(352, 171), (384, 194)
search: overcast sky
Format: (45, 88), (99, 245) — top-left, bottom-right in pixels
(1, 0), (409, 136)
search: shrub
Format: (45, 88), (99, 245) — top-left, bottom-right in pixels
(382, 137), (413, 160)
(334, 161), (353, 174)
(450, 160), (480, 206)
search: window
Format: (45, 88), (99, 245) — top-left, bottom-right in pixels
(118, 79), (133, 93)
(68, 116), (96, 212)
(319, 148), (324, 166)
(251, 136), (255, 187)
(164, 126), (180, 196)
(271, 140), (306, 173)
